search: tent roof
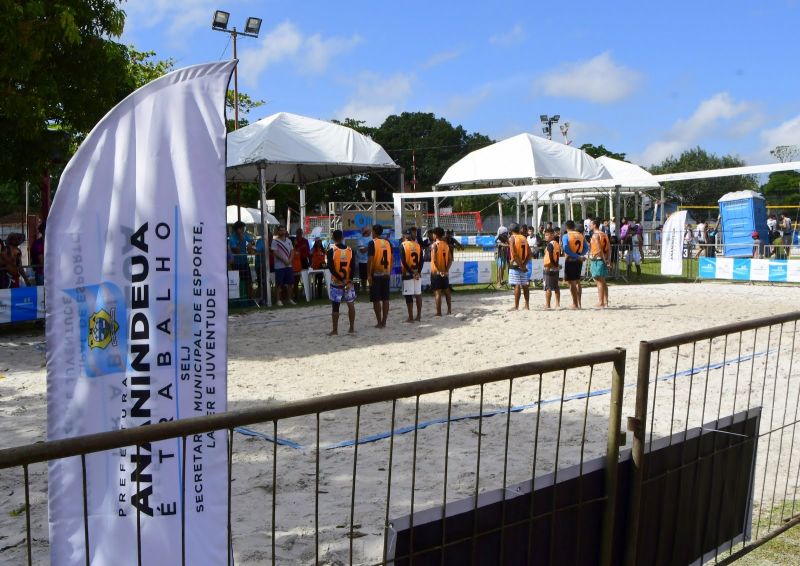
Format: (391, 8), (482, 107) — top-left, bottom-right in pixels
(226, 112), (398, 184)
(437, 133), (612, 187)
(595, 156), (660, 189)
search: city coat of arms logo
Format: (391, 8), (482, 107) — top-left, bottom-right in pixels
(88, 307), (119, 350)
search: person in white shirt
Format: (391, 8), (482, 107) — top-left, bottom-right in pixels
(609, 217), (617, 237)
(270, 225), (295, 306)
(694, 220), (707, 259)
(767, 214), (778, 233)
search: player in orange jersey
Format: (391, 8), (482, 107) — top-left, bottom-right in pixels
(368, 224), (393, 328)
(589, 219), (611, 308)
(400, 229), (423, 322)
(430, 227), (453, 316)
(326, 230), (356, 335)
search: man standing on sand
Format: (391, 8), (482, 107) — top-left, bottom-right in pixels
(430, 227), (453, 316)
(589, 219), (611, 308)
(400, 229), (423, 322)
(368, 224), (392, 328)
(327, 230), (356, 335)
(271, 225), (295, 306)
(507, 222), (531, 310)
(543, 227), (561, 309)
(562, 220), (588, 309)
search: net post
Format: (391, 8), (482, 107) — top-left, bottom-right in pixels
(625, 341), (651, 566)
(601, 348), (625, 566)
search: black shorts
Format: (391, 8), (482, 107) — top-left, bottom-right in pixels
(544, 270), (560, 291)
(431, 274), (450, 291)
(564, 260), (582, 282)
(238, 265), (252, 283)
(370, 275), (390, 301)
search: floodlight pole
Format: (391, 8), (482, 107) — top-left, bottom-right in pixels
(213, 13), (261, 222)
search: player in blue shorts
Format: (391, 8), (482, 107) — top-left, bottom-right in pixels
(327, 230), (356, 335)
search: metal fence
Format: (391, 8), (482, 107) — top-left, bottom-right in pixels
(0, 350), (626, 565)
(628, 311), (800, 565)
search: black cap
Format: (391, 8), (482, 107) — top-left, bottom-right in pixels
(508, 222), (520, 233)
(402, 228), (412, 236)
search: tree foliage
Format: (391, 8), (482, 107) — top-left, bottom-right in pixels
(760, 171), (800, 206)
(648, 147), (757, 205)
(0, 0), (132, 184)
(579, 143), (627, 161)
(770, 145), (800, 164)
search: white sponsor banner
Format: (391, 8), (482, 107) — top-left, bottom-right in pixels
(449, 262), (464, 285)
(45, 62), (235, 566)
(530, 261), (544, 281)
(661, 211), (687, 276)
(788, 261), (800, 283)
(750, 259), (771, 282)
(715, 257), (734, 279)
(228, 270), (240, 299)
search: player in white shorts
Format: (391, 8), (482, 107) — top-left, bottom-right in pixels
(400, 229), (423, 322)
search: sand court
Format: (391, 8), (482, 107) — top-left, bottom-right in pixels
(1, 282), (799, 564)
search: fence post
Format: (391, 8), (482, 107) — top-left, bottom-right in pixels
(625, 341), (652, 566)
(601, 348), (626, 566)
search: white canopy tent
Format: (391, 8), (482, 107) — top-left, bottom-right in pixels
(433, 133), (612, 227)
(438, 133), (611, 186)
(226, 111), (399, 306)
(392, 161), (800, 236)
(519, 156), (664, 226)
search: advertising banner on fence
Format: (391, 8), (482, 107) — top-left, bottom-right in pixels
(45, 62), (235, 565)
(661, 210), (687, 276)
(699, 257), (800, 283)
(0, 286), (46, 323)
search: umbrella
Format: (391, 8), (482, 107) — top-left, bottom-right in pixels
(226, 205), (278, 226)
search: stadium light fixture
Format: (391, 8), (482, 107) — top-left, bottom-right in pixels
(212, 10), (229, 31)
(539, 114), (560, 141)
(244, 17), (262, 36)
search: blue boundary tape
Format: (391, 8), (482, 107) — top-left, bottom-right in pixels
(234, 349), (772, 451)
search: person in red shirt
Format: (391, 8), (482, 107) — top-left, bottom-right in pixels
(292, 228), (310, 302)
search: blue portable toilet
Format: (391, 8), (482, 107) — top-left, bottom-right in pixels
(718, 191), (768, 257)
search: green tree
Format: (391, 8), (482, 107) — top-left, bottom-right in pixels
(579, 143), (627, 161)
(127, 48), (175, 88)
(226, 91), (266, 131)
(760, 171), (800, 207)
(0, 0), (132, 184)
(648, 147), (757, 205)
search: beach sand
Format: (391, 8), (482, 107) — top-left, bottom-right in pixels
(1, 282), (799, 564)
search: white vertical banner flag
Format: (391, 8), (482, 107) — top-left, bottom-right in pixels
(660, 210), (687, 276)
(45, 61), (235, 565)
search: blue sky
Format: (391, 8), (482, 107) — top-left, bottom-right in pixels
(122, 0), (800, 166)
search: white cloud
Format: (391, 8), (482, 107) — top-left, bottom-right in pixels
(748, 114), (800, 162)
(535, 52), (642, 103)
(638, 92), (755, 165)
(422, 48), (462, 69)
(302, 34), (362, 74)
(436, 87), (493, 119)
(234, 21), (360, 84)
(336, 72), (415, 126)
(760, 115), (800, 149)
(489, 24), (525, 46)
(238, 22), (304, 83)
(122, 0), (218, 46)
